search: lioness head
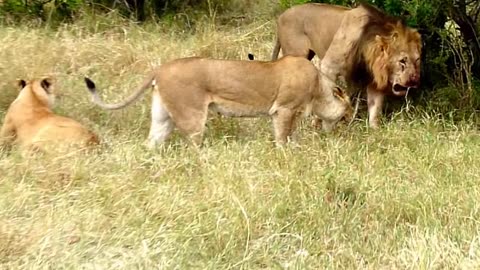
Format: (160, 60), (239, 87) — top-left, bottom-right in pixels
(366, 21), (422, 96)
(332, 86), (354, 122)
(17, 77), (56, 107)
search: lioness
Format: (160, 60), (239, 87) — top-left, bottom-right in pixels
(84, 56), (352, 147)
(272, 3), (422, 128)
(0, 77), (99, 153)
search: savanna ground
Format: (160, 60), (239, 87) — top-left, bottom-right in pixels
(1, 11), (480, 269)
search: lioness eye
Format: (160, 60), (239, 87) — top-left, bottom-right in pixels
(399, 57), (407, 65)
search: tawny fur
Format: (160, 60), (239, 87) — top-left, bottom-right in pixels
(85, 56), (353, 147)
(272, 3), (422, 128)
(0, 78), (99, 153)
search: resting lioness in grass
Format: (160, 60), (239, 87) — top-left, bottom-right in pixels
(84, 56), (352, 147)
(0, 77), (99, 153)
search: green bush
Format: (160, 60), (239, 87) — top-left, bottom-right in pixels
(0, 0), (81, 22)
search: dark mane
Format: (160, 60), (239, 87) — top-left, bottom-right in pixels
(348, 3), (405, 87)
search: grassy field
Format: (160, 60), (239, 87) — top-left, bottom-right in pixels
(1, 15), (480, 269)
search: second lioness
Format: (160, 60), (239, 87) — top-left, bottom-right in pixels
(85, 56), (352, 147)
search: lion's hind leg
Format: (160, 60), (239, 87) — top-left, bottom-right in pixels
(147, 92), (174, 149)
(280, 31), (314, 60)
(175, 113), (207, 147)
(172, 104), (209, 147)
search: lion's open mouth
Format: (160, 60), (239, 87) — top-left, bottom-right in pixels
(392, 84), (412, 96)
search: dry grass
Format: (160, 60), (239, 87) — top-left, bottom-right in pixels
(1, 15), (480, 269)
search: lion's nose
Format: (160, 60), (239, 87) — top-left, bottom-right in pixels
(409, 74), (420, 87)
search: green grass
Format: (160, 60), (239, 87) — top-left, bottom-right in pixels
(1, 17), (480, 269)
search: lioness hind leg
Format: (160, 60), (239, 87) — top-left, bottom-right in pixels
(174, 111), (208, 147)
(272, 108), (297, 146)
(147, 92), (174, 148)
(280, 33), (314, 60)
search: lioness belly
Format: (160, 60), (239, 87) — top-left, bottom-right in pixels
(209, 102), (269, 117)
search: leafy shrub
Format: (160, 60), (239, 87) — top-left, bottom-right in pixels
(0, 0), (81, 22)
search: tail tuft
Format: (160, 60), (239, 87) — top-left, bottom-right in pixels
(84, 77), (96, 93)
(248, 53), (255, 60)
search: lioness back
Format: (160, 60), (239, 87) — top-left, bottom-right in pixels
(31, 116), (99, 146)
(156, 56), (319, 117)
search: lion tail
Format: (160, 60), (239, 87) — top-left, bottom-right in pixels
(271, 36), (281, 60)
(84, 74), (155, 110)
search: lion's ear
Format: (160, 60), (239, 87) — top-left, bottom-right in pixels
(391, 31), (398, 41)
(375, 35), (389, 51)
(396, 20), (403, 28)
(410, 30), (422, 47)
(40, 77), (54, 93)
(16, 79), (26, 90)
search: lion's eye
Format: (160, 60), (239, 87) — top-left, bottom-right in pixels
(399, 58), (407, 65)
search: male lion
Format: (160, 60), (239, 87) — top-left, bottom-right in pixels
(272, 3), (422, 128)
(0, 77), (99, 153)
(84, 56), (352, 147)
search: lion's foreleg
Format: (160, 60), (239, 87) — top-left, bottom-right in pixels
(272, 108), (296, 146)
(367, 86), (385, 129)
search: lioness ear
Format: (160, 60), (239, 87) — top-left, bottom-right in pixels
(333, 87), (352, 104)
(332, 87), (344, 100)
(17, 79), (26, 90)
(40, 77), (54, 93)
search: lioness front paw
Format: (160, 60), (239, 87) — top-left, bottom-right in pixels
(368, 120), (380, 129)
(145, 139), (157, 149)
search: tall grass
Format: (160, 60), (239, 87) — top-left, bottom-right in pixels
(1, 14), (480, 269)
